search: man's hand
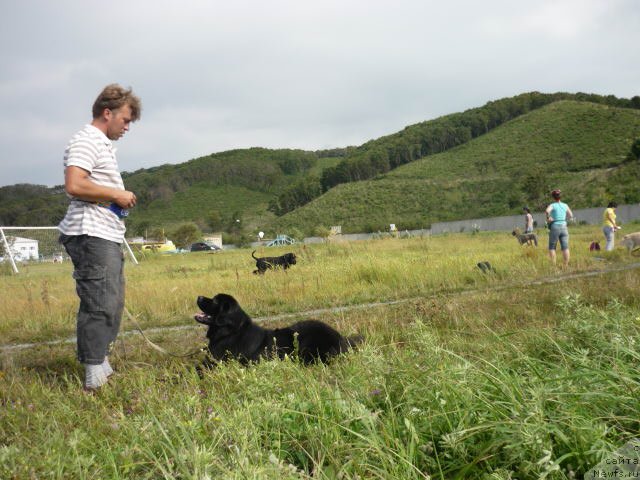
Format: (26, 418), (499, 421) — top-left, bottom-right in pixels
(112, 190), (137, 209)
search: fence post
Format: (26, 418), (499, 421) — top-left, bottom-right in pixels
(0, 227), (19, 274)
(123, 239), (139, 265)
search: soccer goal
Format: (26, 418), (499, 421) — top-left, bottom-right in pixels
(0, 226), (138, 274)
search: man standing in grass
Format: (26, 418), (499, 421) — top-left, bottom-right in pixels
(58, 84), (142, 391)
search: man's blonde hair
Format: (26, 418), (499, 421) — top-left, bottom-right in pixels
(92, 84), (142, 121)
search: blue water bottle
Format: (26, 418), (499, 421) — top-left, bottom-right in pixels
(108, 203), (129, 219)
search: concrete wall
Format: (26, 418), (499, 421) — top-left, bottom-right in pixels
(295, 203), (640, 245)
(431, 203), (640, 235)
(243, 204), (640, 248)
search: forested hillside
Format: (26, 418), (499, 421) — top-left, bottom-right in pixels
(269, 92), (639, 216)
(0, 148), (326, 229)
(271, 101), (640, 234)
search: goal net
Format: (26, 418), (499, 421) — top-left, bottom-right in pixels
(0, 226), (138, 274)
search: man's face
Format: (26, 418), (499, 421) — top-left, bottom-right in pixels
(105, 104), (133, 141)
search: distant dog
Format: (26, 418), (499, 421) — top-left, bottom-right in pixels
(477, 261), (495, 273)
(252, 250), (297, 274)
(512, 228), (538, 247)
(194, 293), (363, 365)
(621, 232), (640, 254)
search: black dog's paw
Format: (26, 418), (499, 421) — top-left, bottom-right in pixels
(195, 357), (218, 378)
(346, 334), (365, 348)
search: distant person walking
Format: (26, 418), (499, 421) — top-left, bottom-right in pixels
(58, 84), (142, 391)
(602, 201), (620, 251)
(523, 207), (534, 233)
(545, 189), (574, 267)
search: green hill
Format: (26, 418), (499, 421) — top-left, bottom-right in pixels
(124, 154), (342, 234)
(2, 93), (639, 240)
(0, 148), (337, 232)
(270, 101), (640, 234)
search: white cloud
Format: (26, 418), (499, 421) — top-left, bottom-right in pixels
(479, 0), (609, 38)
(0, 0), (638, 186)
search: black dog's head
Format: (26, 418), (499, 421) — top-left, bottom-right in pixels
(284, 253), (297, 265)
(195, 293), (249, 332)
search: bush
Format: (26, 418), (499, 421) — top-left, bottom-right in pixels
(286, 227), (305, 241)
(312, 225), (331, 238)
(170, 222), (202, 249)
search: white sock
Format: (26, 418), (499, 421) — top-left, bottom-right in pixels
(101, 357), (114, 377)
(84, 363), (108, 390)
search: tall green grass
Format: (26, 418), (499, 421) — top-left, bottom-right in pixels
(1, 293), (638, 479)
(1, 228), (639, 479)
(1, 225), (621, 345)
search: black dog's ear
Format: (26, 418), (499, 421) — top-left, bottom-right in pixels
(217, 296), (229, 312)
(211, 294), (237, 326)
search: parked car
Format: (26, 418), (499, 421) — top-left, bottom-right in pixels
(140, 240), (177, 253)
(190, 242), (221, 252)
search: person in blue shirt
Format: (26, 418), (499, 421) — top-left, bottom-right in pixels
(545, 189), (574, 267)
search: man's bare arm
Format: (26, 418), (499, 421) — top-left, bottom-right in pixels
(65, 166), (136, 208)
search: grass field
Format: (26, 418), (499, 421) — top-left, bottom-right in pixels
(1, 226), (639, 479)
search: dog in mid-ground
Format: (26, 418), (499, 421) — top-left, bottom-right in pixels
(252, 250), (297, 274)
(512, 228), (538, 247)
(194, 293), (363, 365)
(477, 261), (495, 273)
(621, 232), (640, 254)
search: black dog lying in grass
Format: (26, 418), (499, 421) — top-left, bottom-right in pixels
(252, 250), (297, 274)
(194, 293), (363, 365)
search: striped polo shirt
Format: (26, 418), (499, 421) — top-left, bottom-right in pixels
(58, 125), (126, 243)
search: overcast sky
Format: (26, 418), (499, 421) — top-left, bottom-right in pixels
(0, 0), (638, 187)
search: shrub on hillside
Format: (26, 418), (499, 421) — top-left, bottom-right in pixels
(170, 222), (202, 249)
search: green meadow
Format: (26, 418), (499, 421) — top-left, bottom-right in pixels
(1, 226), (639, 479)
